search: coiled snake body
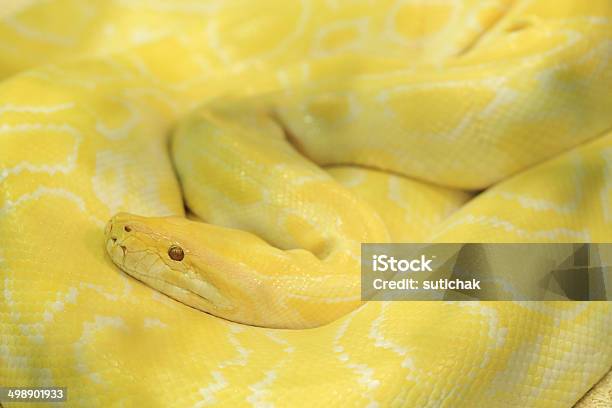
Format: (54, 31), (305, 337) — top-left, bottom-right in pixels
(1, 0), (611, 406)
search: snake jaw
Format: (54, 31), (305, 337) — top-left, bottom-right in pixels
(104, 213), (234, 314)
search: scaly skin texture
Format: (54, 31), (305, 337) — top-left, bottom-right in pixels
(1, 0), (611, 407)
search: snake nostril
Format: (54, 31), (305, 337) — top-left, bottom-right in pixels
(111, 237), (117, 242)
(124, 225), (131, 232)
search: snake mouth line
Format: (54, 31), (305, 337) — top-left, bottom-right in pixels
(107, 239), (221, 310)
(124, 264), (219, 310)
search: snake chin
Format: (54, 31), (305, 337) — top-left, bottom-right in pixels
(104, 213), (234, 314)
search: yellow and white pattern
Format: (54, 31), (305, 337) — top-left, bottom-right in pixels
(0, 0), (611, 406)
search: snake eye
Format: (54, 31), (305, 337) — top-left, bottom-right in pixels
(168, 245), (184, 261)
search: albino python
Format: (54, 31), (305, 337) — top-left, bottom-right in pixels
(1, 0), (611, 406)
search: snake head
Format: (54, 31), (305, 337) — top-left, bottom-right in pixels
(104, 212), (235, 314)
